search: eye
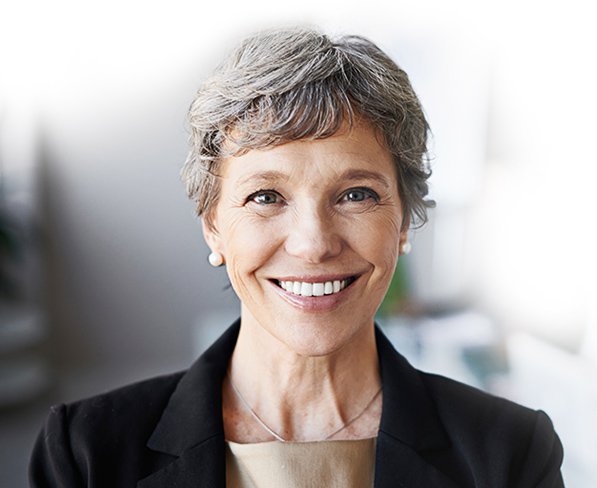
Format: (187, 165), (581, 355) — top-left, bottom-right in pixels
(341, 187), (379, 203)
(247, 190), (282, 205)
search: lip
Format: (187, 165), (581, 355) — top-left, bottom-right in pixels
(268, 274), (361, 312)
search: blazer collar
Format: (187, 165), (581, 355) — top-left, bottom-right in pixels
(375, 326), (448, 450)
(140, 320), (457, 488)
(145, 320), (240, 455)
(374, 328), (458, 488)
(138, 320), (241, 488)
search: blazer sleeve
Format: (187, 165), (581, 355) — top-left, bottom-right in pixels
(515, 410), (565, 488)
(29, 404), (84, 488)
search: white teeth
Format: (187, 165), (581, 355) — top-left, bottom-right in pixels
(278, 279), (351, 296)
(300, 282), (313, 297)
(312, 283), (324, 296)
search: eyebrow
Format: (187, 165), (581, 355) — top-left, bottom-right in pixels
(236, 168), (393, 190)
(237, 171), (289, 188)
(338, 169), (393, 191)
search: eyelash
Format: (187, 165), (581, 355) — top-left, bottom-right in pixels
(340, 187), (380, 203)
(246, 189), (282, 205)
(245, 187), (380, 206)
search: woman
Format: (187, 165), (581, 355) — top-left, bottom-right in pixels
(30, 28), (564, 487)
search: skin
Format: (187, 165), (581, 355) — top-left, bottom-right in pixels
(203, 121), (409, 442)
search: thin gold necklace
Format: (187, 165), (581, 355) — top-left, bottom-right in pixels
(228, 375), (382, 443)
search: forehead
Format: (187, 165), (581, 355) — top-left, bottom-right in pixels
(219, 122), (396, 186)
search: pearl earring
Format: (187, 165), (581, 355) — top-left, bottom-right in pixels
(401, 242), (412, 255)
(208, 252), (224, 267)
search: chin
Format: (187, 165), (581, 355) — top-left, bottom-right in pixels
(273, 319), (370, 358)
(286, 339), (344, 358)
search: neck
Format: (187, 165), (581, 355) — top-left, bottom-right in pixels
(225, 312), (382, 442)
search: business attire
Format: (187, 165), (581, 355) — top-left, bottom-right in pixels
(30, 320), (564, 487)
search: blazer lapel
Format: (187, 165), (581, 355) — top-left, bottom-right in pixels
(374, 432), (459, 488)
(373, 327), (459, 488)
(137, 436), (225, 488)
(137, 320), (241, 488)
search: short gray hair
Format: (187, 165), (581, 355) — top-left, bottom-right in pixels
(182, 27), (434, 227)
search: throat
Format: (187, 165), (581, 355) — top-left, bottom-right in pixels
(224, 324), (382, 443)
(227, 372), (382, 442)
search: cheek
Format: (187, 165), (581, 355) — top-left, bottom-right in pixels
(356, 215), (402, 286)
(218, 213), (281, 289)
(375, 240), (400, 282)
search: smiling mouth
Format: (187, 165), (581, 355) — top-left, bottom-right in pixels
(273, 277), (357, 297)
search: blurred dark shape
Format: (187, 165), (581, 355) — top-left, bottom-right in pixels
(0, 145), (50, 411)
(0, 205), (24, 301)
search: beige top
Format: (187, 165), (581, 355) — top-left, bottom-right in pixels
(225, 438), (376, 488)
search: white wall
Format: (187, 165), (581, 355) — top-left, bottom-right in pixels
(2, 0), (595, 395)
(39, 75), (240, 368)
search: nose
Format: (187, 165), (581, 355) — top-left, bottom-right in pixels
(284, 203), (343, 263)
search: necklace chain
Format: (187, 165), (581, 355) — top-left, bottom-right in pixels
(228, 375), (382, 443)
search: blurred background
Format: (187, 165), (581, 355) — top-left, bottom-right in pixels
(1, 0), (595, 485)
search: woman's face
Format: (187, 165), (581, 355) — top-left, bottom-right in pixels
(203, 122), (408, 356)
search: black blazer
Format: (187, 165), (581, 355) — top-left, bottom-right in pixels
(30, 320), (564, 487)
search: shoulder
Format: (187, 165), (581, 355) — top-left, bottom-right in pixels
(421, 372), (564, 485)
(30, 372), (185, 487)
(62, 370), (185, 435)
(30, 323), (240, 487)
(421, 371), (538, 431)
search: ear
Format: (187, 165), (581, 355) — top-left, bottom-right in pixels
(399, 230), (408, 246)
(398, 215), (410, 255)
(201, 217), (224, 255)
(399, 214), (410, 242)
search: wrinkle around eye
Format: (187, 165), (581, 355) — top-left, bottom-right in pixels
(245, 199), (286, 218)
(336, 191), (379, 213)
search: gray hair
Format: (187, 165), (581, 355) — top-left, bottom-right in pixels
(182, 27), (435, 228)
